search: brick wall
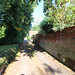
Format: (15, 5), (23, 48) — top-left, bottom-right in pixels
(35, 27), (75, 71)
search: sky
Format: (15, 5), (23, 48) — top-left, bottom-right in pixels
(31, 0), (45, 27)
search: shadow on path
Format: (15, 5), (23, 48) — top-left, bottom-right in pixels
(20, 40), (44, 58)
(44, 63), (61, 75)
(3, 40), (75, 75)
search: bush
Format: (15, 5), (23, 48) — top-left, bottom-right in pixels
(27, 36), (31, 41)
(40, 17), (54, 34)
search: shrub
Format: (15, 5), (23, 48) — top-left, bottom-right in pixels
(40, 17), (54, 34)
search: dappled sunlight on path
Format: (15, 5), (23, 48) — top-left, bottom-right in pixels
(3, 40), (75, 75)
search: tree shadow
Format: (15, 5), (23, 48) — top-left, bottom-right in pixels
(0, 47), (18, 63)
(20, 40), (45, 58)
(21, 74), (25, 75)
(44, 63), (61, 75)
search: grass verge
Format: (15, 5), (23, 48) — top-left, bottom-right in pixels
(0, 44), (19, 70)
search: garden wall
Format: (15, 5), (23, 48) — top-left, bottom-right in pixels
(35, 27), (75, 71)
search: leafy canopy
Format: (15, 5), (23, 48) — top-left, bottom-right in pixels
(0, 0), (41, 44)
(39, 0), (75, 33)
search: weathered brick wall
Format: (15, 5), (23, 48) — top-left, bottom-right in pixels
(35, 27), (75, 71)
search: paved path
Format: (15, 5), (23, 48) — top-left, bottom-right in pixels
(3, 40), (75, 75)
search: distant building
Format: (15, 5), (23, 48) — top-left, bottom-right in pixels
(27, 31), (38, 42)
(29, 31), (38, 37)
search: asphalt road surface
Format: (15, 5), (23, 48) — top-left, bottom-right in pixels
(3, 40), (75, 75)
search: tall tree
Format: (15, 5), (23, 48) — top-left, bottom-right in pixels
(0, 0), (41, 44)
(39, 0), (75, 33)
(43, 0), (75, 31)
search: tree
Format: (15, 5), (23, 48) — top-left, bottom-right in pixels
(41, 0), (75, 32)
(0, 0), (41, 44)
(40, 17), (54, 34)
(31, 24), (40, 31)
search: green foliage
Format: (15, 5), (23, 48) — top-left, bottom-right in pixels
(40, 0), (75, 34)
(27, 36), (31, 41)
(31, 25), (40, 31)
(0, 44), (18, 69)
(40, 17), (54, 33)
(0, 0), (40, 44)
(0, 26), (6, 38)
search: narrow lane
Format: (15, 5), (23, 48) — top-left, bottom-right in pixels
(3, 40), (75, 75)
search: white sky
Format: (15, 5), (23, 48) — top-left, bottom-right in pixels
(31, 0), (45, 27)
